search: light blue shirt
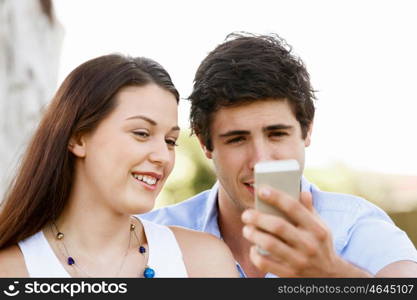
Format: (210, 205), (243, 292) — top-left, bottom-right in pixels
(141, 178), (417, 277)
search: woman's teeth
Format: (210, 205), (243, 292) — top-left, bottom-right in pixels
(133, 174), (157, 185)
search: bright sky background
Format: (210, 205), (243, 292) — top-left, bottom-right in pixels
(54, 0), (417, 176)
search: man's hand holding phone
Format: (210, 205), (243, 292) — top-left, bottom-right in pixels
(241, 159), (364, 277)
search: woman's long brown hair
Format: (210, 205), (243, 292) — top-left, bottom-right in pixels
(0, 54), (179, 249)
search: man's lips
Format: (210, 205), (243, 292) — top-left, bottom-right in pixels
(243, 182), (255, 194)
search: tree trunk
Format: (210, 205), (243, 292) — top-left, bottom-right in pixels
(0, 0), (63, 199)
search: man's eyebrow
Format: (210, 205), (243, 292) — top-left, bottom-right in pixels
(263, 124), (293, 132)
(125, 115), (180, 131)
(218, 130), (250, 138)
(218, 124), (293, 137)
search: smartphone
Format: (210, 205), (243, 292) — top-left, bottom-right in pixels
(254, 159), (301, 219)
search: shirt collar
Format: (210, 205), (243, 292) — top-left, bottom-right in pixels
(301, 176), (314, 193)
(201, 181), (222, 238)
(199, 177), (315, 277)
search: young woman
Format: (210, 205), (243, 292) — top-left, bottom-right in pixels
(0, 54), (238, 278)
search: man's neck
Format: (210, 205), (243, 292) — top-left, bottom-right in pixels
(217, 186), (266, 278)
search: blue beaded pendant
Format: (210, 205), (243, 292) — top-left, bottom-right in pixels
(139, 246), (146, 253)
(143, 267), (155, 278)
(67, 257), (75, 265)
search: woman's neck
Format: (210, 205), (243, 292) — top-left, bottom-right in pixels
(43, 165), (150, 277)
(50, 171), (146, 264)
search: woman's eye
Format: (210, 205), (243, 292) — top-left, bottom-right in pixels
(166, 139), (178, 147)
(133, 131), (149, 138)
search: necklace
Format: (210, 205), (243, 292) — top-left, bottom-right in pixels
(130, 222), (155, 278)
(51, 219), (155, 278)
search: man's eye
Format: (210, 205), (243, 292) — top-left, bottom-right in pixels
(226, 136), (245, 144)
(270, 131), (287, 137)
(133, 131), (149, 138)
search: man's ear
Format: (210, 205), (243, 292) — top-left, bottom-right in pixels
(197, 135), (212, 159)
(68, 133), (87, 158)
(304, 121), (313, 147)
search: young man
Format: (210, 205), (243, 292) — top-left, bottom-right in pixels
(141, 32), (417, 277)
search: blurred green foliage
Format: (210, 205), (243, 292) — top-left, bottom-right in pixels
(155, 130), (216, 208)
(305, 164), (417, 213)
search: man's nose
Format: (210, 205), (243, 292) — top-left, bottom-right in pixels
(248, 139), (273, 170)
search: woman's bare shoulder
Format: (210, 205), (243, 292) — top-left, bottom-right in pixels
(169, 226), (239, 278)
(0, 245), (28, 277)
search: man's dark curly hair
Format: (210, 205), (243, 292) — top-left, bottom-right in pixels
(189, 32), (316, 151)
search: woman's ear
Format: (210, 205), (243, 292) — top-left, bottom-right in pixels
(68, 134), (87, 158)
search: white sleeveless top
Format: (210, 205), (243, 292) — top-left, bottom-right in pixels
(18, 219), (188, 277)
